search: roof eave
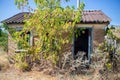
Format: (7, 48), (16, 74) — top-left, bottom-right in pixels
(77, 21), (110, 24)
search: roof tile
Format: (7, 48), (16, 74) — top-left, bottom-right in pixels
(1, 10), (111, 24)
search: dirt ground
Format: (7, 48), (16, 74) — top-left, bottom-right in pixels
(0, 48), (120, 80)
(0, 68), (57, 80)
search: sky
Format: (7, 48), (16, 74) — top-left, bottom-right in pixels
(0, 0), (120, 25)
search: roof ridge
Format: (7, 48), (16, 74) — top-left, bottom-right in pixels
(83, 10), (101, 12)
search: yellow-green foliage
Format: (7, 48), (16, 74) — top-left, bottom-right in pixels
(13, 53), (29, 71)
(13, 0), (85, 68)
(106, 63), (112, 70)
(103, 28), (120, 72)
(15, 61), (29, 71)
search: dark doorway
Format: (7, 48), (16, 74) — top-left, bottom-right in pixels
(73, 28), (92, 61)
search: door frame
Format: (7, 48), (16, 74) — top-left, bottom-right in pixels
(72, 27), (93, 62)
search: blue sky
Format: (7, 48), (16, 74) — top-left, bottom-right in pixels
(0, 0), (120, 25)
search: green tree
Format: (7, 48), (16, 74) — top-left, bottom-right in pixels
(13, 0), (84, 69)
(0, 24), (8, 51)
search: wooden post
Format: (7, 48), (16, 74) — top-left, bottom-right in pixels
(77, 0), (80, 9)
(30, 30), (33, 46)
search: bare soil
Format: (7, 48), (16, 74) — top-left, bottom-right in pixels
(0, 68), (57, 80)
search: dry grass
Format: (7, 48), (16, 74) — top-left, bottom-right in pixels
(0, 47), (120, 80)
(0, 48), (10, 71)
(0, 48), (57, 80)
(0, 49), (96, 80)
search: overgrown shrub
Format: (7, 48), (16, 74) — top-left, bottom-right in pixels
(12, 0), (85, 72)
(101, 28), (120, 73)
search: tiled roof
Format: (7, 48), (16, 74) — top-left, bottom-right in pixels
(81, 10), (111, 23)
(1, 10), (111, 24)
(1, 12), (30, 24)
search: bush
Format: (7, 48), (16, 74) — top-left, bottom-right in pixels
(0, 28), (8, 51)
(15, 62), (29, 71)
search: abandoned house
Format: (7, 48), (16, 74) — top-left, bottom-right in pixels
(1, 10), (111, 61)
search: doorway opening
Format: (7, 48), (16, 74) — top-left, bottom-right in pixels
(73, 27), (93, 62)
